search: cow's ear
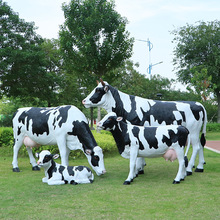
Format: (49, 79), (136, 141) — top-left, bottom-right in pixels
(104, 85), (109, 93)
(53, 154), (59, 160)
(85, 149), (92, 155)
(35, 152), (39, 158)
(116, 117), (123, 122)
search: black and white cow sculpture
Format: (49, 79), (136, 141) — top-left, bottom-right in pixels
(36, 150), (94, 185)
(97, 112), (190, 185)
(82, 80), (207, 175)
(12, 105), (106, 176)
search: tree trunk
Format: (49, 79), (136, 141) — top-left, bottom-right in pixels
(217, 92), (220, 123)
(90, 107), (95, 130)
(96, 107), (101, 133)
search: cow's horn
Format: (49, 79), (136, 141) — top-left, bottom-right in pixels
(100, 78), (105, 86)
(96, 80), (99, 85)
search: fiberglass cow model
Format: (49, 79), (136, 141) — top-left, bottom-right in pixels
(82, 79), (207, 175)
(36, 150), (94, 185)
(97, 112), (190, 185)
(12, 105), (106, 176)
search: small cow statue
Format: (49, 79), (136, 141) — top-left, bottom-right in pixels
(12, 105), (106, 176)
(97, 112), (190, 185)
(36, 150), (94, 185)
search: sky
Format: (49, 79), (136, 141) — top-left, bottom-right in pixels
(4, 0), (220, 91)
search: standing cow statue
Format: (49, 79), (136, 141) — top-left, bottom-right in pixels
(82, 79), (207, 175)
(36, 150), (94, 185)
(12, 105), (106, 176)
(97, 112), (190, 184)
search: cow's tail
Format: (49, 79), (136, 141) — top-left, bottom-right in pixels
(184, 132), (190, 168)
(200, 106), (207, 148)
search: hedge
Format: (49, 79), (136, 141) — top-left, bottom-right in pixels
(0, 123), (219, 157)
(206, 123), (220, 132)
(0, 127), (118, 158)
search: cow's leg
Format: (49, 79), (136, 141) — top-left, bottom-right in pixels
(186, 135), (201, 175)
(57, 138), (68, 166)
(195, 145), (205, 172)
(26, 147), (40, 171)
(12, 138), (24, 172)
(47, 172), (66, 185)
(136, 157), (146, 175)
(124, 146), (138, 185)
(173, 147), (185, 184)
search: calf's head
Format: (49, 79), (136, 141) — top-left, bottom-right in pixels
(36, 150), (59, 168)
(84, 146), (106, 176)
(97, 112), (122, 131)
(82, 79), (110, 108)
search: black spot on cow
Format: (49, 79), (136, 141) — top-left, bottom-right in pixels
(131, 126), (144, 150)
(110, 121), (131, 154)
(144, 127), (158, 149)
(75, 166), (84, 172)
(91, 154), (100, 167)
(47, 160), (56, 179)
(177, 126), (189, 147)
(67, 166), (75, 176)
(142, 101), (184, 125)
(17, 126), (22, 136)
(90, 87), (106, 104)
(59, 165), (65, 174)
(56, 106), (71, 128)
(67, 120), (97, 151)
(162, 130), (178, 147)
(17, 106), (72, 136)
(181, 101), (205, 121)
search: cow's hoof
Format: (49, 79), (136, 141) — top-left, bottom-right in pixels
(173, 180), (180, 184)
(123, 181), (131, 185)
(70, 180), (78, 185)
(138, 170), (144, 175)
(13, 167), (20, 172)
(32, 166), (40, 171)
(180, 178), (185, 181)
(195, 168), (204, 173)
(186, 171), (192, 176)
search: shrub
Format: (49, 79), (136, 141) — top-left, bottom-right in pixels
(0, 127), (118, 158)
(206, 123), (220, 132)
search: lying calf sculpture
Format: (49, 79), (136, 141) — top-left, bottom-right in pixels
(97, 112), (190, 185)
(36, 150), (94, 185)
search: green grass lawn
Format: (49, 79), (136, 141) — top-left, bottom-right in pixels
(206, 132), (220, 141)
(0, 147), (219, 220)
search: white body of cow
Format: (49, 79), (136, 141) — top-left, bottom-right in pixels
(97, 112), (190, 185)
(12, 105), (106, 176)
(36, 150), (94, 185)
(82, 80), (207, 175)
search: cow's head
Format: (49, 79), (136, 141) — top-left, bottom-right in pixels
(97, 112), (123, 131)
(82, 79), (111, 109)
(36, 150), (59, 168)
(84, 146), (106, 176)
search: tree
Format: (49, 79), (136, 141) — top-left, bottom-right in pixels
(0, 1), (63, 106)
(60, 0), (133, 78)
(172, 20), (220, 122)
(59, 0), (134, 127)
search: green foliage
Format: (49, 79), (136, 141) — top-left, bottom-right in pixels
(0, 1), (64, 106)
(172, 20), (220, 122)
(0, 127), (13, 148)
(0, 127), (118, 157)
(206, 123), (220, 132)
(60, 0), (134, 81)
